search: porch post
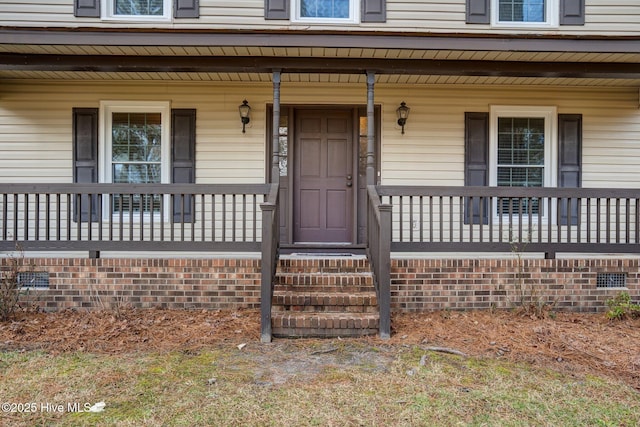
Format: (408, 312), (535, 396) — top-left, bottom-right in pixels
(271, 70), (282, 183)
(366, 71), (376, 186)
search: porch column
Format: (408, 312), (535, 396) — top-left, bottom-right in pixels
(366, 71), (375, 186)
(271, 70), (282, 183)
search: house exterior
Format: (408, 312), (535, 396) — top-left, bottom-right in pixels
(1, 0), (639, 340)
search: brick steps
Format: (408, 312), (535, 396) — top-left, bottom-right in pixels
(272, 312), (380, 338)
(271, 256), (379, 338)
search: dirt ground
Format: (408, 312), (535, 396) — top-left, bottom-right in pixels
(1, 308), (639, 391)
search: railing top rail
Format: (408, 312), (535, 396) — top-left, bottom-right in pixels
(376, 185), (640, 198)
(0, 183), (272, 195)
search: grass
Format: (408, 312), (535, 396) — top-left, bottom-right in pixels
(1, 343), (639, 426)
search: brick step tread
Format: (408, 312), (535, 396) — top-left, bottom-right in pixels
(272, 306), (379, 313)
(271, 312), (380, 330)
(272, 327), (378, 338)
(274, 284), (376, 293)
(275, 272), (374, 286)
(273, 290), (378, 306)
(278, 267), (373, 275)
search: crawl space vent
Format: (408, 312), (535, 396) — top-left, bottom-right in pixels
(17, 272), (50, 289)
(596, 273), (627, 289)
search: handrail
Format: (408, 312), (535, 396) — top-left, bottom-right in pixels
(377, 185), (640, 258)
(366, 185), (391, 339)
(260, 183), (280, 343)
(0, 183), (271, 253)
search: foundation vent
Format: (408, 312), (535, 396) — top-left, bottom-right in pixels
(596, 273), (627, 289)
(17, 272), (50, 289)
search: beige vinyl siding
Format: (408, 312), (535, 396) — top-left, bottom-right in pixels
(1, 81), (639, 189)
(376, 85), (640, 190)
(1, 1), (639, 36)
(0, 81), (274, 184)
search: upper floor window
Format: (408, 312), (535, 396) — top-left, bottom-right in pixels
(102, 0), (172, 21)
(492, 0), (558, 27)
(292, 0), (359, 24)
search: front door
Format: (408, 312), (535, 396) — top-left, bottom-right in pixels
(293, 109), (354, 243)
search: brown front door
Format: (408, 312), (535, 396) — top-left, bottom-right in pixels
(293, 109), (354, 243)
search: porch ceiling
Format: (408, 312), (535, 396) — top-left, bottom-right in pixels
(1, 29), (639, 85)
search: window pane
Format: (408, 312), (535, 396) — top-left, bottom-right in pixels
(111, 113), (161, 162)
(498, 0), (545, 22)
(300, 0), (350, 18)
(115, 0), (164, 16)
(278, 115), (288, 177)
(113, 163), (161, 184)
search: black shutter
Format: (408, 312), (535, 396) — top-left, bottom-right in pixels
(558, 114), (582, 226)
(466, 0), (490, 24)
(464, 112), (489, 224)
(175, 0), (199, 18)
(72, 108), (100, 222)
(172, 109), (196, 222)
(74, 0), (100, 17)
(560, 0), (585, 25)
(265, 0), (289, 19)
(362, 0), (386, 23)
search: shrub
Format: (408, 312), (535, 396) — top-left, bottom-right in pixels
(606, 292), (640, 321)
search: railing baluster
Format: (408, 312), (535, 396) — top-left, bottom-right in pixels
(586, 197), (591, 243)
(66, 193), (71, 241)
(625, 198), (630, 244)
(606, 198), (611, 244)
(398, 196), (403, 242)
(417, 196), (422, 242)
(222, 194), (227, 241)
(232, 194), (237, 242)
(97, 193), (103, 242)
(636, 198), (640, 244)
(615, 198), (621, 244)
(200, 194), (205, 242)
(242, 194), (247, 242)
(567, 198), (572, 243)
(409, 195), (414, 242)
(448, 196), (452, 243)
(596, 197), (601, 243)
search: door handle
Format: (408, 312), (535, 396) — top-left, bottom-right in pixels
(346, 182), (352, 187)
(346, 175), (352, 180)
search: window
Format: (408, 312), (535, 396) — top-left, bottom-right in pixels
(492, 0), (558, 27)
(100, 101), (170, 215)
(102, 0), (171, 21)
(292, 0), (359, 23)
(490, 106), (557, 218)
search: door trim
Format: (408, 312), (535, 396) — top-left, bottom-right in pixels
(266, 104), (381, 246)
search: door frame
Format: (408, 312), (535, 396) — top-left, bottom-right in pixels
(266, 104), (381, 246)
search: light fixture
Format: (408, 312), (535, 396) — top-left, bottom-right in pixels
(396, 101), (410, 134)
(239, 99), (251, 133)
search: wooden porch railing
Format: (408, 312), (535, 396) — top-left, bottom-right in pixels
(375, 185), (640, 258)
(0, 183), (273, 253)
(260, 183), (280, 343)
(366, 185), (391, 339)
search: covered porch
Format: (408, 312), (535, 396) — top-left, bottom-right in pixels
(1, 30), (640, 341)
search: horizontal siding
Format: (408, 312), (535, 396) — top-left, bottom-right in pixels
(1, 81), (639, 193)
(0, 1), (640, 36)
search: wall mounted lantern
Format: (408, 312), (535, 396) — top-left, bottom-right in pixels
(239, 100), (251, 133)
(396, 101), (410, 134)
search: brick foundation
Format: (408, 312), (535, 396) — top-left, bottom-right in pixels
(3, 258), (261, 311)
(391, 258), (640, 312)
(2, 257), (638, 313)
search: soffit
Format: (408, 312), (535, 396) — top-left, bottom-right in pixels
(1, 43), (640, 64)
